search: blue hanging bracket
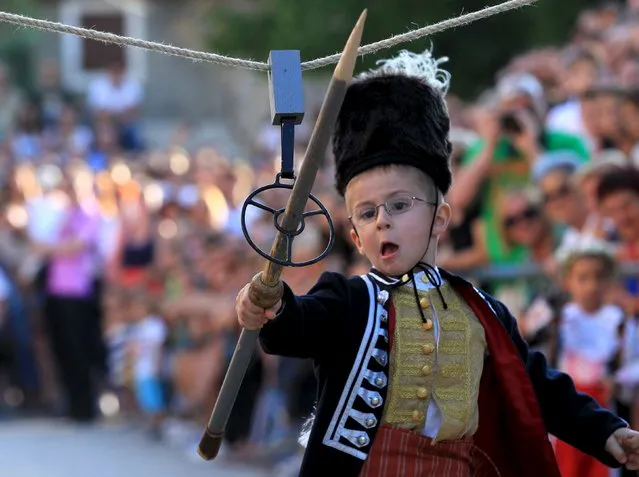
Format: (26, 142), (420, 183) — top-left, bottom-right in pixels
(268, 50), (305, 180)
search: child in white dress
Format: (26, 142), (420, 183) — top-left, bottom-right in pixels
(555, 242), (625, 477)
(128, 295), (167, 439)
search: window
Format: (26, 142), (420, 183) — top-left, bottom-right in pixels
(81, 13), (125, 70)
(59, 1), (147, 91)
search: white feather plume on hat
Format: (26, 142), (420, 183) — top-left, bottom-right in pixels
(358, 47), (451, 94)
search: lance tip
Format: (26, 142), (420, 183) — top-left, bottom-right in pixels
(334, 9), (367, 81)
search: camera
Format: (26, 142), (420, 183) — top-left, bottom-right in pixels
(499, 112), (523, 134)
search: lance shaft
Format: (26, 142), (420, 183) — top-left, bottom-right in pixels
(197, 10), (366, 461)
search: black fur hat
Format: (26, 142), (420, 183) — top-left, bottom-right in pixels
(333, 50), (452, 197)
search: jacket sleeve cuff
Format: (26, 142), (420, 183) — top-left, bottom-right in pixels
(272, 281), (293, 319)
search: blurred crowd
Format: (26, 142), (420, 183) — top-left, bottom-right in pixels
(3, 1), (639, 475)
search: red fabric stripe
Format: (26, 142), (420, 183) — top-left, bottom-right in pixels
(359, 425), (473, 477)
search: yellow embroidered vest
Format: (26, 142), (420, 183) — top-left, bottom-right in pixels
(381, 280), (487, 442)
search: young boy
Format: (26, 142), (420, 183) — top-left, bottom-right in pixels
(128, 293), (167, 439)
(236, 49), (639, 477)
(554, 242), (625, 477)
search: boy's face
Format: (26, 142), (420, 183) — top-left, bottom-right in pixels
(564, 256), (610, 312)
(345, 166), (450, 277)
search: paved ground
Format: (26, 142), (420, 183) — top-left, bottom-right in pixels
(0, 418), (274, 477)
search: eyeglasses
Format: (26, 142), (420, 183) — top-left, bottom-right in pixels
(542, 183), (573, 204)
(349, 194), (435, 227)
(503, 206), (540, 229)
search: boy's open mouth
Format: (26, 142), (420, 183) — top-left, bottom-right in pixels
(380, 241), (399, 258)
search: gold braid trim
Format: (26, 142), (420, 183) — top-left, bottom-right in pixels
(382, 282), (486, 441)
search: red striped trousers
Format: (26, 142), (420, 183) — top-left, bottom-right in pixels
(359, 425), (500, 477)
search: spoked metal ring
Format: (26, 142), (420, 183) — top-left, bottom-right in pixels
(240, 175), (335, 267)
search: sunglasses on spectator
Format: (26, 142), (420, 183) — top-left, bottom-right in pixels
(503, 206), (540, 228)
(542, 183), (572, 204)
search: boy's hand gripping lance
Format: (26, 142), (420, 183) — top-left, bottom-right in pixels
(197, 10), (367, 461)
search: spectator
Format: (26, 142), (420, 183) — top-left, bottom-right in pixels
(581, 85), (627, 154)
(127, 292), (167, 440)
(597, 167), (639, 262)
(34, 60), (76, 129)
(619, 89), (639, 165)
(574, 154), (625, 228)
(533, 151), (607, 250)
(0, 264), (21, 413)
(477, 189), (560, 321)
(34, 176), (103, 422)
(87, 60), (144, 152)
(10, 100), (44, 163)
(546, 48), (603, 142)
(42, 104), (93, 160)
(596, 167), (639, 324)
(554, 243), (624, 477)
(110, 183), (154, 287)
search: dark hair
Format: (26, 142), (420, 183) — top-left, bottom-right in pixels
(596, 166), (639, 203)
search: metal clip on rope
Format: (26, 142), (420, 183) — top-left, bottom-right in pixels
(240, 51), (335, 267)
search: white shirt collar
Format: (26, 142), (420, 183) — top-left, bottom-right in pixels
(368, 266), (443, 290)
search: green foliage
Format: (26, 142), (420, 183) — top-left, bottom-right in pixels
(207, 0), (603, 99)
(0, 0), (41, 92)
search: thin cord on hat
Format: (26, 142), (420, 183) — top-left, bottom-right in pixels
(0, 0), (536, 72)
(411, 185), (448, 312)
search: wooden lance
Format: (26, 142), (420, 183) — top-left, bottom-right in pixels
(197, 10), (367, 461)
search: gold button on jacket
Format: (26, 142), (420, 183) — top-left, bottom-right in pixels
(421, 343), (435, 355)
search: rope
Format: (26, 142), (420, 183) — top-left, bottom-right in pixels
(0, 11), (270, 71)
(0, 0), (536, 72)
(303, 0), (537, 70)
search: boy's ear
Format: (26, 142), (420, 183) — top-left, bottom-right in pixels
(350, 227), (365, 255)
(432, 201), (452, 237)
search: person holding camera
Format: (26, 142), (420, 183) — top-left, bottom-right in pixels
(447, 73), (590, 271)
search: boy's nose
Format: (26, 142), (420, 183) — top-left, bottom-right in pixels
(376, 206), (392, 229)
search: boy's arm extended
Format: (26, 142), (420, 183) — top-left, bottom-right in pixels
(488, 296), (627, 467)
(259, 271), (367, 361)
